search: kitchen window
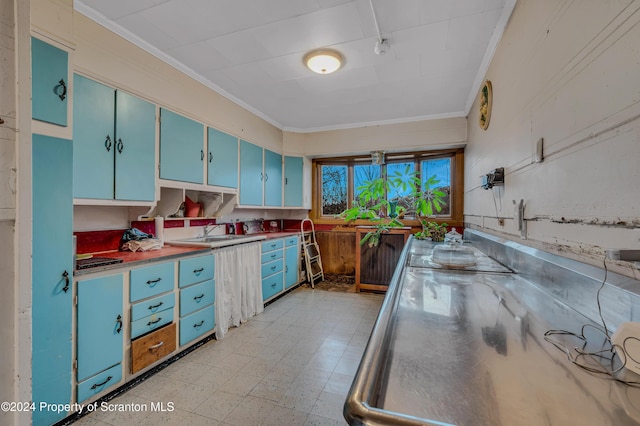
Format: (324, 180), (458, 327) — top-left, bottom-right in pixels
(313, 148), (464, 226)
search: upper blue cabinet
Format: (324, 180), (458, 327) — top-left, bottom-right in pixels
(32, 37), (68, 127)
(73, 74), (156, 202)
(160, 108), (204, 184)
(239, 140), (264, 206)
(207, 127), (238, 188)
(284, 156), (303, 207)
(264, 149), (282, 207)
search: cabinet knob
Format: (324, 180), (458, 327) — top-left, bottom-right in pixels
(55, 79), (67, 101)
(115, 314), (123, 334)
(62, 270), (69, 293)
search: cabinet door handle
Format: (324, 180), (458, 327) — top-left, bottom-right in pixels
(193, 267), (204, 274)
(90, 376), (113, 390)
(264, 173), (269, 182)
(200, 150), (204, 161)
(271, 254), (276, 259)
(285, 266), (288, 273)
(148, 301), (164, 310)
(270, 265), (277, 271)
(260, 173), (263, 181)
(115, 315), (123, 334)
(271, 283), (276, 288)
(146, 278), (161, 286)
(193, 320), (204, 328)
(62, 270), (69, 293)
(209, 152), (213, 163)
(285, 177), (288, 185)
(56, 79), (67, 101)
(105, 135), (112, 152)
(148, 341), (164, 351)
(193, 294), (205, 301)
(116, 138), (124, 154)
(147, 317), (162, 326)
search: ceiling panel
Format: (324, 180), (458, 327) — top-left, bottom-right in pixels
(75, 0), (515, 131)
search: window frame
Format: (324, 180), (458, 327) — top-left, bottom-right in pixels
(312, 148), (464, 227)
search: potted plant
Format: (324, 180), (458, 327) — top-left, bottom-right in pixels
(414, 220), (448, 242)
(338, 166), (448, 246)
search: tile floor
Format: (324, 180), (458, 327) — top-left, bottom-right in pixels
(75, 286), (384, 426)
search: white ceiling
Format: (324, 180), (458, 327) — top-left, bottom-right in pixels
(74, 0), (516, 132)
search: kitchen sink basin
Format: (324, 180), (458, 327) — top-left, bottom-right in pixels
(167, 234), (267, 248)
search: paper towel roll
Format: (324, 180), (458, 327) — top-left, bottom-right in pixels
(155, 216), (164, 247)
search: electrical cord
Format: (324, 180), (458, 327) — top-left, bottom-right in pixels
(543, 256), (640, 387)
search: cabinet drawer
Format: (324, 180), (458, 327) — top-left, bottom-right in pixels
(130, 262), (175, 302)
(131, 307), (174, 339)
(179, 305), (215, 346)
(261, 259), (283, 278)
(261, 249), (283, 264)
(179, 254), (214, 288)
(261, 239), (284, 253)
(77, 363), (122, 403)
(131, 323), (176, 374)
(131, 293), (175, 322)
(285, 236), (298, 247)
(262, 272), (283, 301)
(180, 279), (215, 317)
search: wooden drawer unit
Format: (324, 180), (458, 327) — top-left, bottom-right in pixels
(262, 239), (284, 253)
(262, 271), (284, 301)
(131, 323), (176, 373)
(180, 279), (215, 317)
(179, 254), (214, 288)
(179, 305), (215, 346)
(261, 259), (284, 278)
(77, 363), (122, 403)
(130, 262), (175, 302)
(131, 292), (175, 322)
(131, 307), (174, 339)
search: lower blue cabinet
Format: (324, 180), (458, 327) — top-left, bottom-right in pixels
(76, 363), (122, 404)
(76, 273), (124, 401)
(180, 305), (215, 346)
(262, 272), (284, 301)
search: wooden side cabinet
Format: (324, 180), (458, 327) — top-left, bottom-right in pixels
(355, 227), (411, 293)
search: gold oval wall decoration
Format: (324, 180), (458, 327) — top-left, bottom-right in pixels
(479, 80), (492, 130)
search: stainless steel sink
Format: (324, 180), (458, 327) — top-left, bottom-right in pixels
(167, 234), (267, 248)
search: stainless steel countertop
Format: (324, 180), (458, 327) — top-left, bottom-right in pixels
(344, 238), (640, 425)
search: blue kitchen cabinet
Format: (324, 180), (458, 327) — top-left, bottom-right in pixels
(284, 156), (303, 207)
(285, 238), (300, 289)
(239, 140), (264, 206)
(73, 74), (155, 201)
(160, 108), (204, 184)
(76, 273), (124, 400)
(264, 149), (282, 207)
(207, 127), (238, 188)
(32, 37), (68, 126)
(32, 134), (73, 425)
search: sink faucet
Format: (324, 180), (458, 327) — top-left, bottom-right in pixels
(202, 223), (218, 237)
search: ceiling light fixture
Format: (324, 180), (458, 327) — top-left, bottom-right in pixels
(369, 0), (389, 55)
(304, 49), (344, 74)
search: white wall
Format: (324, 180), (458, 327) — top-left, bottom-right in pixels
(465, 0), (640, 278)
(285, 117), (467, 157)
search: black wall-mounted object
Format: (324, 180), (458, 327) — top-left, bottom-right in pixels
(481, 167), (505, 190)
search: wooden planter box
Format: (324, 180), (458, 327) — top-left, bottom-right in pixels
(355, 226), (411, 293)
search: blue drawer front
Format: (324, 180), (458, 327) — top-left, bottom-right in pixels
(77, 363), (122, 403)
(261, 249), (283, 264)
(261, 239), (284, 252)
(131, 307), (174, 339)
(285, 236), (298, 246)
(180, 279), (215, 317)
(180, 305), (215, 346)
(261, 259), (283, 278)
(262, 272), (283, 301)
(179, 254), (214, 287)
(131, 292), (175, 322)
(130, 262), (175, 302)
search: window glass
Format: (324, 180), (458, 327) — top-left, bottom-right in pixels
(421, 158), (451, 216)
(354, 164), (381, 208)
(321, 165), (347, 215)
(386, 162), (415, 212)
